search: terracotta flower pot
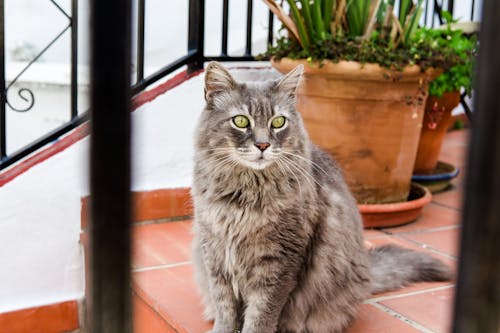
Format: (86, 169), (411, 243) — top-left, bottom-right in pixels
(271, 58), (438, 204)
(413, 91), (461, 174)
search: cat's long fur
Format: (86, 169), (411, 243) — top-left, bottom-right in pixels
(191, 62), (451, 333)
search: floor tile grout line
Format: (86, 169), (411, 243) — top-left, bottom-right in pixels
(430, 200), (463, 212)
(366, 284), (454, 303)
(394, 235), (458, 260)
(131, 289), (185, 333)
(379, 224), (461, 236)
(132, 261), (192, 273)
(370, 302), (437, 333)
(373, 229), (458, 260)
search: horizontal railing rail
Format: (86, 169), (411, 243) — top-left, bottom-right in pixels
(0, 0), (477, 171)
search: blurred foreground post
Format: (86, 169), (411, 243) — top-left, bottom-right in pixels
(88, 0), (132, 332)
(452, 0), (500, 332)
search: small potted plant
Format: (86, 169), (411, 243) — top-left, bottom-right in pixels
(412, 13), (477, 185)
(261, 0), (462, 226)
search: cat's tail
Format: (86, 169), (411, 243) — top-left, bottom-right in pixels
(369, 244), (452, 294)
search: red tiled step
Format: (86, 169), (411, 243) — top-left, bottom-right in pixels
(379, 287), (455, 333)
(399, 227), (461, 258)
(133, 264), (212, 333)
(131, 220), (211, 333)
(347, 304), (422, 333)
(80, 187), (192, 229)
(133, 293), (177, 333)
(131, 220), (457, 333)
(132, 220), (192, 270)
(0, 301), (80, 333)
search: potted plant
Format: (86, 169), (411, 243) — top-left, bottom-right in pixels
(262, 0), (461, 209)
(412, 13), (477, 178)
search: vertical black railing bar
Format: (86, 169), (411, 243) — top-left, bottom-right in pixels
(452, 0), (500, 331)
(447, 0), (454, 16)
(89, 0), (132, 331)
(70, 0), (78, 119)
(267, 10), (274, 47)
(0, 0), (5, 159)
(137, 0), (145, 82)
(245, 0), (253, 56)
(424, 0), (429, 26)
(187, 0), (205, 72)
(460, 92), (473, 122)
(221, 0), (229, 56)
(471, 0), (475, 20)
(434, 0), (443, 25)
(431, 0), (436, 27)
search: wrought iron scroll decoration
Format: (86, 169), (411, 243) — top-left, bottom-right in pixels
(5, 0), (71, 112)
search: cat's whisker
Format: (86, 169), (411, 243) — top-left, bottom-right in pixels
(200, 150), (231, 159)
(280, 155), (327, 192)
(283, 163), (315, 193)
(204, 149), (237, 161)
(282, 151), (330, 176)
(212, 156), (234, 170)
(213, 162), (236, 175)
(281, 154), (323, 182)
(208, 153), (233, 163)
(211, 155), (237, 172)
(198, 147), (235, 155)
(198, 147), (234, 151)
(278, 156), (313, 194)
(276, 158), (302, 195)
(274, 159), (293, 190)
(207, 157), (233, 169)
(202, 152), (234, 159)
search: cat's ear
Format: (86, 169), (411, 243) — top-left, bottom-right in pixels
(275, 64), (304, 97)
(204, 61), (236, 101)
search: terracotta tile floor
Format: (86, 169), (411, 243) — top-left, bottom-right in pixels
(132, 130), (468, 333)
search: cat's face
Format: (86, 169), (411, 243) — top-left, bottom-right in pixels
(198, 62), (306, 171)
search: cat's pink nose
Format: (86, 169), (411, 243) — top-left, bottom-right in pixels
(255, 142), (270, 152)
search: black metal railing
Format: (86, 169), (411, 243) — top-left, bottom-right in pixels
(0, 0), (85, 171)
(0, 0), (477, 171)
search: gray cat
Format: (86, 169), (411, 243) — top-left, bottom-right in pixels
(191, 62), (451, 333)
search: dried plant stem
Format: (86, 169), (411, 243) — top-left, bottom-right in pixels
(362, 0), (382, 40)
(262, 0), (301, 43)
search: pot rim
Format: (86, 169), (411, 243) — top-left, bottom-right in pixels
(412, 161), (460, 181)
(358, 183), (432, 213)
(271, 58), (441, 82)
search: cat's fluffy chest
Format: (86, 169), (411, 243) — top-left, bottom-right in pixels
(201, 202), (270, 297)
(198, 193), (307, 299)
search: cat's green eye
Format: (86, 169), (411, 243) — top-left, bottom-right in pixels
(271, 116), (286, 129)
(232, 115), (250, 128)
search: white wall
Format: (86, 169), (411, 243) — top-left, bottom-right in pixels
(0, 140), (88, 312)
